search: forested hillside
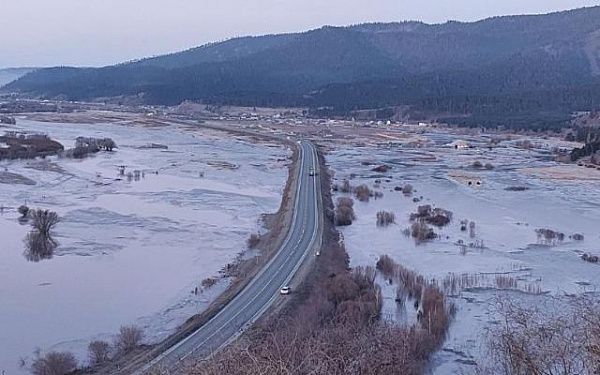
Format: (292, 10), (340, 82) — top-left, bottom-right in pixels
(5, 6), (600, 129)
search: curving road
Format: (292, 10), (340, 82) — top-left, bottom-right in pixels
(137, 140), (321, 374)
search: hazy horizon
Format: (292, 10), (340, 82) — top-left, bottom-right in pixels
(1, 0), (598, 69)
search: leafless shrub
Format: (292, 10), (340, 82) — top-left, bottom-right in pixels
(354, 184), (372, 202)
(201, 277), (218, 289)
(371, 164), (391, 173)
(115, 325), (143, 353)
(375, 255), (396, 275)
(472, 160), (484, 168)
(30, 209), (60, 237)
(31, 351), (77, 375)
(88, 340), (111, 365)
(24, 231), (58, 262)
(335, 197), (356, 226)
(480, 298), (600, 375)
(411, 222), (437, 243)
(409, 205), (452, 227)
(339, 179), (352, 193)
(484, 163), (495, 170)
(247, 233), (260, 249)
(535, 228), (565, 246)
(402, 184), (414, 195)
(469, 221), (476, 238)
(376, 211), (395, 227)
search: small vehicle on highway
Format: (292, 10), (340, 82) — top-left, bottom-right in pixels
(280, 286), (291, 295)
(308, 167), (315, 176)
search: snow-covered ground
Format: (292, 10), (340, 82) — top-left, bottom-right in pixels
(328, 132), (600, 374)
(0, 119), (289, 374)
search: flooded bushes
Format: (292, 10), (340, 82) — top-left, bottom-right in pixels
(582, 253), (599, 263)
(354, 184), (382, 202)
(535, 228), (565, 245)
(23, 209), (60, 262)
(335, 197), (356, 226)
(30, 351), (77, 375)
(376, 211), (395, 227)
(62, 137), (117, 159)
(411, 222), (437, 243)
(402, 184), (414, 195)
(410, 205), (453, 227)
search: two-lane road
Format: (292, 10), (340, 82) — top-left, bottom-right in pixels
(138, 140), (321, 373)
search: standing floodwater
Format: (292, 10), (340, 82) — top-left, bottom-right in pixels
(0, 119), (289, 374)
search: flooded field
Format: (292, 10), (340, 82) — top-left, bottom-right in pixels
(327, 132), (600, 374)
(0, 119), (289, 374)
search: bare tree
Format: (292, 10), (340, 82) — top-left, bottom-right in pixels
(30, 209), (60, 237)
(30, 351), (77, 375)
(115, 325), (144, 353)
(88, 340), (111, 365)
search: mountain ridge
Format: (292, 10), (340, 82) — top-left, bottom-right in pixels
(5, 6), (600, 129)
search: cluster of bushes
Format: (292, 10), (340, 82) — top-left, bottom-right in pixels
(29, 325), (144, 374)
(375, 255), (454, 346)
(582, 253), (599, 263)
(62, 137), (117, 159)
(354, 184), (383, 202)
(410, 222), (437, 243)
(376, 211), (395, 227)
(410, 205), (453, 227)
(335, 197), (356, 226)
(193, 234), (452, 375)
(333, 179), (383, 202)
(0, 133), (64, 160)
(535, 228), (565, 246)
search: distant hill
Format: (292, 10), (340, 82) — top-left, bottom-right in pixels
(0, 68), (36, 87)
(6, 6), (600, 129)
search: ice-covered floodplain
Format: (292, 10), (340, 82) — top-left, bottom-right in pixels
(0, 119), (289, 374)
(328, 131), (600, 374)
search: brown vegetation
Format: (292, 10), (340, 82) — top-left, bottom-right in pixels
(30, 351), (77, 375)
(201, 277), (218, 289)
(371, 164), (392, 173)
(409, 205), (453, 227)
(376, 211), (395, 227)
(247, 233), (260, 249)
(535, 228), (565, 245)
(335, 197), (356, 226)
(411, 222), (437, 243)
(479, 298), (600, 374)
(115, 325), (144, 354)
(189, 164), (451, 375)
(88, 340), (111, 365)
(23, 209), (60, 262)
(0, 133), (64, 160)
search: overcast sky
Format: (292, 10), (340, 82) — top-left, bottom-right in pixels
(0, 0), (598, 68)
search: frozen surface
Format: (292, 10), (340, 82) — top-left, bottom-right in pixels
(328, 132), (600, 374)
(0, 120), (289, 374)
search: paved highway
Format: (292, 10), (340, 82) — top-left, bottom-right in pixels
(138, 140), (321, 373)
